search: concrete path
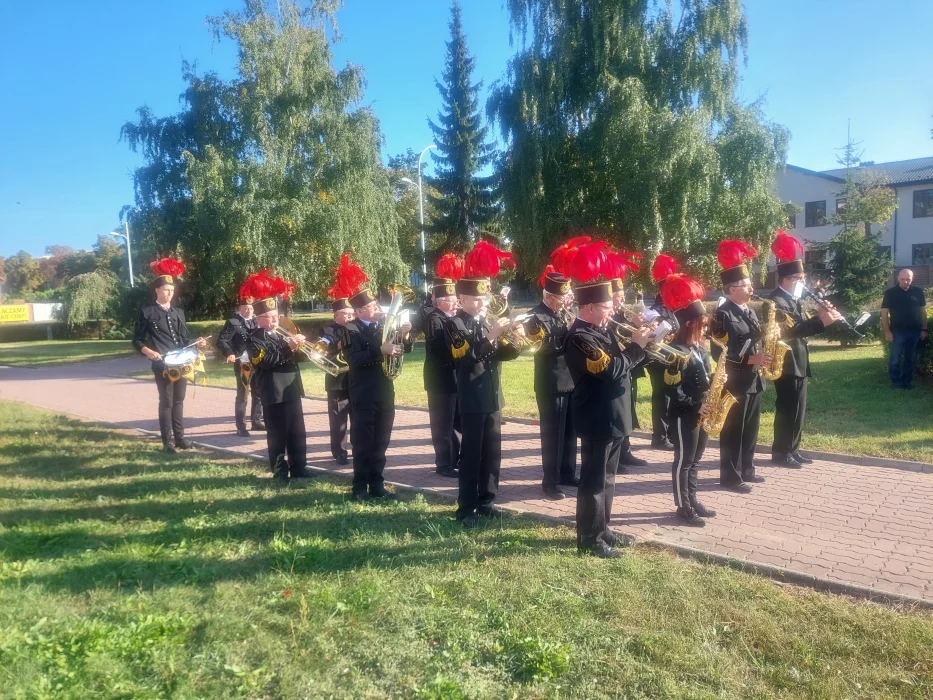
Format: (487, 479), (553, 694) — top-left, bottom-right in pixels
(2, 356), (931, 604)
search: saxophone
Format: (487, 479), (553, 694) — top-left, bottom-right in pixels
(700, 337), (738, 437)
(754, 297), (791, 382)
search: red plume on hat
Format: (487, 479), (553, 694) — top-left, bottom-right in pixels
(537, 264), (558, 288)
(605, 250), (642, 280)
(659, 273), (705, 312)
(436, 253), (464, 281)
(327, 253), (368, 299)
(464, 240), (515, 278)
(717, 239), (758, 269)
(651, 253), (679, 282)
(567, 241), (611, 283)
(241, 269), (296, 301)
(770, 229), (804, 263)
(550, 235), (591, 276)
(149, 257), (186, 278)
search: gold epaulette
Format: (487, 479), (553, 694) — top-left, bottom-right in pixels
(713, 333), (728, 345)
(664, 370), (682, 386)
(251, 348), (265, 366)
(586, 351), (610, 374)
(450, 340), (470, 359)
(530, 326), (546, 341)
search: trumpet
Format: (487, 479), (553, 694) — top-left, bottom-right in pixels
(606, 318), (690, 366)
(485, 290), (536, 351)
(273, 317), (348, 377)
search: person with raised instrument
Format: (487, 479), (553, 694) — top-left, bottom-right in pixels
(424, 254), (464, 479)
(710, 240), (773, 493)
(563, 242), (652, 558)
(241, 271), (313, 482)
(659, 273), (718, 526)
(132, 257), (207, 454)
(336, 253), (413, 501)
(320, 257), (357, 466)
(446, 240), (525, 528)
(217, 285), (265, 438)
(645, 254), (682, 450)
(768, 231), (841, 467)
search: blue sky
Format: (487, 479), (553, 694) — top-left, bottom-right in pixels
(2, 0), (932, 258)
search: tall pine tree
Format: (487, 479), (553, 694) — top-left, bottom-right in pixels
(427, 1), (498, 251)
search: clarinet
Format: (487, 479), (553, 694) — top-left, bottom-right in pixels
(800, 287), (865, 340)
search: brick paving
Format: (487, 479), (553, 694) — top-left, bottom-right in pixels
(2, 356), (932, 603)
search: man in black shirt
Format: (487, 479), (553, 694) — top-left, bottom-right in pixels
(217, 294), (264, 437)
(318, 298), (353, 465)
(881, 269), (928, 389)
(132, 257), (206, 454)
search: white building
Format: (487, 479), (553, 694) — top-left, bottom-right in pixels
(775, 157), (933, 274)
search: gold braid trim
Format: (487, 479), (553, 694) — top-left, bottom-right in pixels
(664, 370), (682, 386)
(450, 340), (470, 359)
(251, 348), (265, 366)
(585, 350), (610, 374)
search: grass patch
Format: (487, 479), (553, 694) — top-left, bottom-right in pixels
(0, 340), (135, 367)
(1, 401), (932, 698)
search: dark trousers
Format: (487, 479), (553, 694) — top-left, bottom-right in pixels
(153, 370), (187, 445)
(889, 330), (921, 387)
(327, 390), (350, 460)
(719, 392), (761, 485)
(233, 360), (263, 430)
(350, 399), (395, 494)
(427, 392), (461, 471)
(646, 364), (670, 440)
(457, 411), (501, 519)
(772, 375), (807, 456)
(629, 376), (641, 430)
(671, 413), (708, 508)
(264, 399), (307, 475)
(536, 391), (577, 487)
(577, 438), (622, 548)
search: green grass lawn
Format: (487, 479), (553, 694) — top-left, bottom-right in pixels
(1, 401), (931, 698)
(0, 340), (135, 367)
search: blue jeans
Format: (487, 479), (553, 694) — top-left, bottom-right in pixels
(889, 330), (921, 387)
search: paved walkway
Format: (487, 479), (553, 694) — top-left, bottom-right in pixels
(2, 356), (932, 604)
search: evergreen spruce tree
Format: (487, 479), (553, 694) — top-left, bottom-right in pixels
(427, 1), (498, 251)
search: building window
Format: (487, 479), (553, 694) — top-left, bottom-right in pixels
(877, 245), (891, 259)
(913, 189), (933, 218)
(913, 243), (933, 265)
(805, 200), (827, 227)
(836, 198), (847, 214)
(805, 249), (827, 271)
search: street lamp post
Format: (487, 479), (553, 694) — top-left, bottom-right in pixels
(109, 220), (135, 287)
(400, 143), (437, 294)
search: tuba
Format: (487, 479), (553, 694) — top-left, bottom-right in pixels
(700, 337), (738, 437)
(275, 317), (348, 377)
(382, 285), (414, 380)
(751, 296), (790, 381)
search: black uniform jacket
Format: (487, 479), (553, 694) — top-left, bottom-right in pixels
(247, 328), (305, 405)
(216, 313), (253, 358)
(710, 299), (764, 395)
(524, 302), (574, 395)
(445, 309), (521, 415)
(564, 319), (646, 440)
(664, 343), (712, 417)
(319, 322), (350, 393)
(423, 306), (458, 394)
(343, 319), (413, 403)
(132, 304), (192, 369)
(768, 287), (825, 378)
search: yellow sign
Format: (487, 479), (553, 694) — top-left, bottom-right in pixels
(0, 305), (30, 324)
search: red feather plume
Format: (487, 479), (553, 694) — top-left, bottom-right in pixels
(149, 257), (186, 278)
(567, 241), (611, 283)
(651, 253), (680, 282)
(537, 264), (557, 289)
(717, 239), (758, 269)
(550, 236), (591, 276)
(770, 230), (804, 263)
(659, 274), (705, 312)
(327, 253), (368, 299)
(241, 269), (296, 301)
(435, 253), (464, 281)
(464, 240), (514, 278)
(605, 250), (641, 281)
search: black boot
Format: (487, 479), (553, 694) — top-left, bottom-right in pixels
(692, 501), (717, 518)
(676, 507), (705, 526)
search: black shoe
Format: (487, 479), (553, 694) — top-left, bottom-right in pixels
(175, 439), (194, 450)
(335, 454), (349, 466)
(616, 465), (630, 475)
(770, 454), (803, 469)
(619, 452), (648, 467)
(692, 501), (717, 518)
(543, 485), (566, 501)
(251, 422), (266, 431)
(353, 492), (373, 503)
(236, 428), (251, 438)
(477, 504), (505, 518)
(600, 530), (631, 548)
(289, 467), (316, 479)
(677, 507), (706, 526)
(746, 474), (766, 484)
(435, 466), (458, 478)
(460, 513), (481, 529)
(162, 443), (177, 454)
(722, 481), (752, 494)
(558, 476), (581, 488)
(369, 488), (397, 500)
(652, 438), (675, 450)
(273, 469), (290, 484)
(580, 541), (622, 559)
(791, 452), (813, 465)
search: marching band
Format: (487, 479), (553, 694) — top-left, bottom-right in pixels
(136, 228), (843, 556)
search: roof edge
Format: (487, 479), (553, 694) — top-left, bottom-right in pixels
(784, 164), (846, 183)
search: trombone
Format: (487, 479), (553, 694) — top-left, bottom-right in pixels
(273, 317), (348, 377)
(606, 317), (689, 366)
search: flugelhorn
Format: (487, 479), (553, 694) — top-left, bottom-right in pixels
(606, 318), (689, 366)
(274, 317), (348, 377)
